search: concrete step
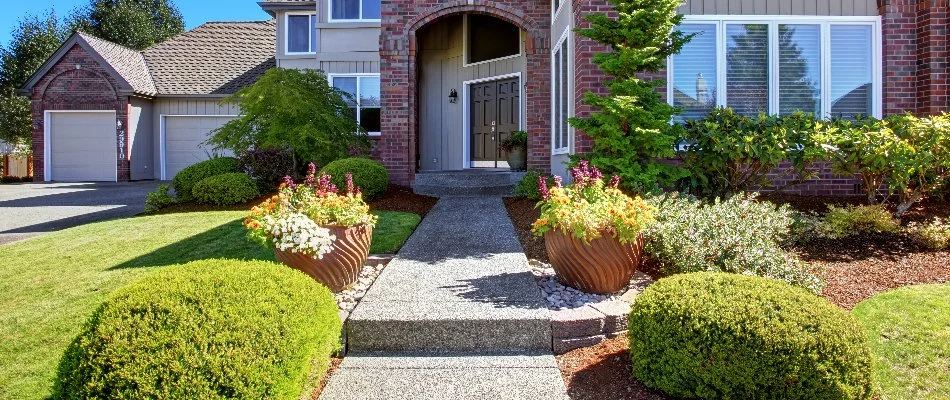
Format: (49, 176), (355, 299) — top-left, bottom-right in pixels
(319, 351), (569, 400)
(412, 171), (526, 197)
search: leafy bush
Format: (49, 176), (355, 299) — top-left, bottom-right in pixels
(239, 147), (294, 192)
(645, 192), (824, 293)
(514, 169), (555, 201)
(629, 272), (874, 400)
(207, 68), (370, 167)
(54, 259), (342, 399)
(906, 218), (950, 250)
(500, 130), (527, 152)
(569, 0), (692, 192)
(192, 173), (260, 206)
(820, 205), (900, 239)
(144, 184), (176, 213)
(172, 157), (241, 202)
(681, 108), (826, 197)
(319, 157), (388, 199)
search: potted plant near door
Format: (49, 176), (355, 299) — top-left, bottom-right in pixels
(531, 161), (655, 294)
(245, 163), (378, 292)
(501, 130), (528, 171)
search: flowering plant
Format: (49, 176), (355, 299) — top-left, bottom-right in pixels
(245, 163), (378, 257)
(531, 161), (655, 243)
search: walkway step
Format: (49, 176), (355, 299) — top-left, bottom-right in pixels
(412, 171), (525, 197)
(319, 351), (569, 400)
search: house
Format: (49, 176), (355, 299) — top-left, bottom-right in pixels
(21, 0), (948, 196)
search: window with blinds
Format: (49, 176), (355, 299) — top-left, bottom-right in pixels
(669, 18), (879, 120)
(552, 33), (570, 153)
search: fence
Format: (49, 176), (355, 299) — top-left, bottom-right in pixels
(2, 154), (32, 178)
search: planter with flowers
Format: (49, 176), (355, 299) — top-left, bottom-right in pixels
(501, 130), (528, 171)
(531, 162), (655, 294)
(245, 163), (378, 292)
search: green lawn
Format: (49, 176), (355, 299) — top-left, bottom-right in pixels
(853, 284), (950, 400)
(0, 210), (420, 399)
(370, 211), (421, 254)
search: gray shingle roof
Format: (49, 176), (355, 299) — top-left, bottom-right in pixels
(143, 20), (277, 96)
(77, 32), (157, 96)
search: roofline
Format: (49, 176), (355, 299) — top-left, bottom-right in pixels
(154, 94), (236, 99)
(20, 32), (140, 96)
(258, 1), (317, 16)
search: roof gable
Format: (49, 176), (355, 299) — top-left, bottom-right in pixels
(21, 32), (146, 95)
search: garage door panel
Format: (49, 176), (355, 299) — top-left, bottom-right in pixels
(164, 116), (236, 179)
(49, 112), (116, 182)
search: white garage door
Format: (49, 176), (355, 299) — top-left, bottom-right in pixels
(48, 111), (117, 182)
(162, 116), (236, 179)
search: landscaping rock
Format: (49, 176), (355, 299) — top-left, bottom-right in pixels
(551, 306), (606, 338)
(554, 335), (607, 355)
(590, 300), (632, 333)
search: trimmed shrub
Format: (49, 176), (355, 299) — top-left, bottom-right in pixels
(144, 184), (176, 213)
(54, 259), (342, 399)
(821, 205), (900, 239)
(907, 218), (950, 250)
(319, 157), (388, 199)
(172, 157), (241, 202)
(239, 147), (295, 192)
(514, 169), (555, 201)
(645, 192), (824, 293)
(192, 173), (259, 206)
(630, 272), (874, 400)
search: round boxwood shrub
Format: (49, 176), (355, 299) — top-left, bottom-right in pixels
(192, 172), (260, 206)
(172, 157), (241, 202)
(319, 157), (388, 199)
(54, 259), (341, 399)
(629, 272), (873, 400)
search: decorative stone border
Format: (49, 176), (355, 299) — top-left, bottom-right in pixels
(336, 254), (395, 356)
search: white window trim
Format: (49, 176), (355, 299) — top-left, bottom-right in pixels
(285, 12), (317, 55)
(551, 27), (573, 155)
(668, 15), (882, 119)
(461, 72), (525, 169)
(328, 73), (382, 137)
(551, 0), (567, 24)
(43, 110), (118, 182)
(159, 114), (240, 180)
(461, 14), (525, 68)
(327, 0), (381, 23)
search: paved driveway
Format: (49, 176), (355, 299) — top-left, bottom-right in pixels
(0, 181), (160, 245)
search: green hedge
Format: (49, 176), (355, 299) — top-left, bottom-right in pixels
(320, 157), (388, 199)
(172, 157), (241, 202)
(629, 272), (873, 400)
(54, 260), (342, 399)
(192, 173), (260, 206)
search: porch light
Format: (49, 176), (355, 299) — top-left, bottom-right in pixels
(448, 89), (458, 104)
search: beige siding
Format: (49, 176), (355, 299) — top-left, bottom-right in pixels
(418, 16), (527, 171)
(152, 99), (240, 179)
(320, 28), (380, 52)
(128, 98), (154, 180)
(678, 0), (878, 16)
(320, 61), (380, 74)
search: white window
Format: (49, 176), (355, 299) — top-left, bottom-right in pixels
(552, 29), (571, 154)
(330, 0), (381, 22)
(286, 13), (316, 54)
(669, 16), (881, 121)
(331, 75), (381, 136)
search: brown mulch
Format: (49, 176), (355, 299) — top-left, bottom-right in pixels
(310, 358), (343, 399)
(367, 185), (438, 216)
(557, 337), (669, 400)
(504, 197), (548, 262)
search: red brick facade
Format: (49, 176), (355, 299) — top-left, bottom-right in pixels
(30, 44), (131, 182)
(380, 0), (552, 185)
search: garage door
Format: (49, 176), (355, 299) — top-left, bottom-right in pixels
(48, 111), (117, 182)
(163, 116), (236, 179)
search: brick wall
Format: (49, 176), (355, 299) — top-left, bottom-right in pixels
(380, 0), (551, 185)
(30, 44), (130, 182)
(881, 0), (950, 115)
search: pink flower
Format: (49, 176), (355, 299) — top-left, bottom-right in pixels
(346, 172), (356, 195)
(538, 176), (551, 201)
(553, 175), (563, 188)
(609, 175), (621, 189)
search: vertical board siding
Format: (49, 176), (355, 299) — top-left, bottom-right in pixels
(320, 61), (381, 73)
(677, 0), (877, 16)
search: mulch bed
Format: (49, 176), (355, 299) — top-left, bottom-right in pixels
(505, 194), (950, 399)
(310, 358), (343, 400)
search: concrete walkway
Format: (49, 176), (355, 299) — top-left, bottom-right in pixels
(321, 196), (567, 399)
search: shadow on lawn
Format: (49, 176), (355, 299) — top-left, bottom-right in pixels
(110, 219), (274, 270)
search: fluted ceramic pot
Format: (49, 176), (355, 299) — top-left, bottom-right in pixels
(543, 230), (644, 294)
(274, 224), (372, 292)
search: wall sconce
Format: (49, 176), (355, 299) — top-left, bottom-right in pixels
(448, 89), (458, 104)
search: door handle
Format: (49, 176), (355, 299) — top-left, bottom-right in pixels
(491, 121), (496, 141)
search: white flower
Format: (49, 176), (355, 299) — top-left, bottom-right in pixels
(261, 212), (335, 258)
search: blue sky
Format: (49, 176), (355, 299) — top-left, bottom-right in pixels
(0, 0), (272, 47)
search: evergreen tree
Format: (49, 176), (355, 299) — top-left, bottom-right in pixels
(68, 0), (185, 50)
(570, 0), (693, 192)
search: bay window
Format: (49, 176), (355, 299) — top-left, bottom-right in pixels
(331, 75), (381, 135)
(286, 13), (316, 54)
(330, 0), (381, 21)
(669, 17), (881, 121)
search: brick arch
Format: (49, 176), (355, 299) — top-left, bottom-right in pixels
(40, 68), (120, 111)
(406, 2), (545, 46)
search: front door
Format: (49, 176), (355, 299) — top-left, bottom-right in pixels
(471, 77), (520, 168)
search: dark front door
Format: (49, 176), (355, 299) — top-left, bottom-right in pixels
(471, 77), (520, 168)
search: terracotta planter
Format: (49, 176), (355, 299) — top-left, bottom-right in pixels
(507, 145), (527, 171)
(543, 230), (645, 294)
(274, 224), (373, 292)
